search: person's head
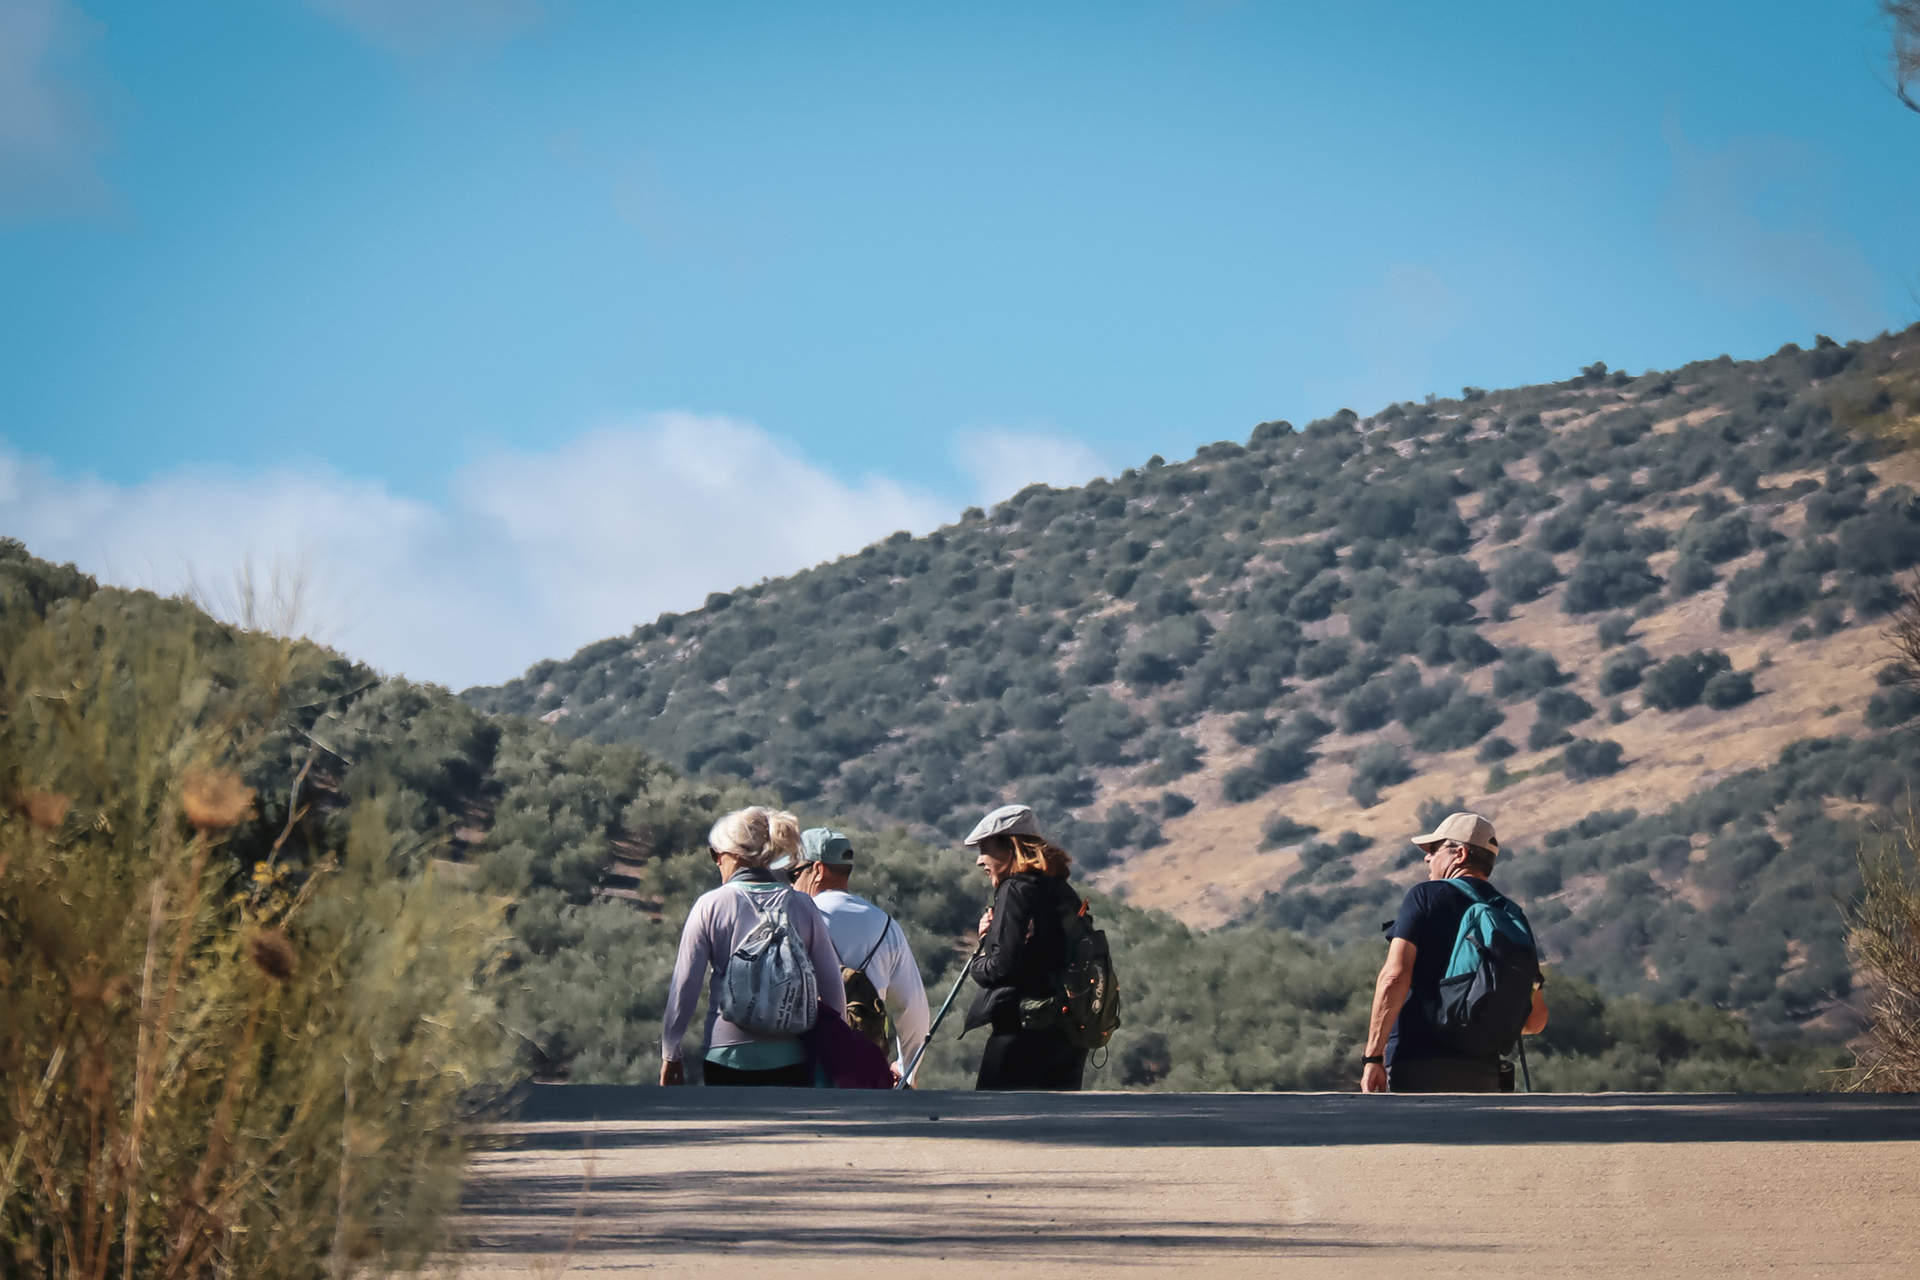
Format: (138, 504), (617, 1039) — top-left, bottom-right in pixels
(1411, 811), (1499, 880)
(707, 806), (801, 879)
(963, 803), (1071, 886)
(789, 827), (855, 896)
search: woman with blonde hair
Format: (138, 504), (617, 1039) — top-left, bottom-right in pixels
(661, 806), (846, 1087)
(960, 803), (1088, 1091)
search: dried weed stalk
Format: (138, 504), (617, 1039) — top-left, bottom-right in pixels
(1, 588), (514, 1278)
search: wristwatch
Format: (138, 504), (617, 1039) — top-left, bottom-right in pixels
(1361, 1054), (1384, 1065)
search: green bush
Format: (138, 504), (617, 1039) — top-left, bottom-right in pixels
(1349, 743), (1413, 808)
(1564, 737), (1626, 780)
(1644, 650), (1734, 711)
(1598, 644), (1651, 695)
(1491, 547), (1560, 603)
(1702, 670), (1758, 710)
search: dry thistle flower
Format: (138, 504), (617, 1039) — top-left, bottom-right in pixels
(22, 790), (71, 830)
(247, 927), (296, 982)
(181, 769), (254, 832)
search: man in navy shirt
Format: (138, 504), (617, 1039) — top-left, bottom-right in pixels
(1361, 811), (1548, 1093)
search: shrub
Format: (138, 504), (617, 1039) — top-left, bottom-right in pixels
(1142, 731), (1204, 783)
(1476, 735), (1516, 763)
(1230, 712), (1272, 745)
(1222, 766), (1270, 803)
(1668, 554), (1718, 597)
(1493, 647), (1568, 700)
(1562, 552), (1662, 614)
(1491, 548), (1560, 603)
(1449, 628), (1501, 668)
(1702, 670), (1757, 710)
(1536, 688), (1596, 726)
(1598, 645), (1651, 695)
(1298, 638), (1351, 678)
(1528, 717), (1574, 750)
(1349, 743), (1413, 807)
(1410, 691), (1504, 752)
(1564, 737), (1626, 780)
(1416, 795), (1467, 831)
(1643, 650), (1734, 710)
(1853, 575), (1903, 619)
(1676, 512), (1752, 564)
(1339, 681), (1394, 733)
(1719, 568), (1819, 630)
(1596, 613), (1635, 649)
(1866, 688), (1920, 728)
(1160, 790), (1196, 818)
(1262, 813), (1321, 848)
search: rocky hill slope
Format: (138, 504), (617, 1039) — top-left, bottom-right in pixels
(470, 330), (1920, 1037)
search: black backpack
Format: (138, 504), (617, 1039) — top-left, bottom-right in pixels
(1020, 894), (1121, 1052)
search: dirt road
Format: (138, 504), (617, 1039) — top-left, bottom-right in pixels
(457, 1088), (1920, 1277)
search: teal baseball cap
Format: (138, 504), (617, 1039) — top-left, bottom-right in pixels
(796, 827), (855, 866)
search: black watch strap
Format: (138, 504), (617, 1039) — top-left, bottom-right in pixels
(1362, 1054), (1384, 1065)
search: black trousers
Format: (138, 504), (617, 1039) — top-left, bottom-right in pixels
(976, 1028), (1087, 1091)
(1386, 1055), (1503, 1093)
(702, 1059), (811, 1087)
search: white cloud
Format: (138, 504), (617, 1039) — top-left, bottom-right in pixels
(306, 0), (545, 55)
(0, 0), (107, 218)
(952, 427), (1113, 508)
(0, 414), (950, 690)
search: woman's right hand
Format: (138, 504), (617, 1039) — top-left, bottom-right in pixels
(660, 1058), (685, 1087)
(977, 907), (993, 938)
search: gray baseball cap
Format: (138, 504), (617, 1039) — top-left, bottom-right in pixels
(796, 827), (855, 866)
(963, 803), (1041, 847)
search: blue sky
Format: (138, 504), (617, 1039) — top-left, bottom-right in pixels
(3, 0), (1917, 686)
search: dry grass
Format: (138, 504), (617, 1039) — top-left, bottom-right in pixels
(0, 590), (514, 1279)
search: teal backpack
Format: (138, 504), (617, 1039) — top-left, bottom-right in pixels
(1424, 877), (1539, 1059)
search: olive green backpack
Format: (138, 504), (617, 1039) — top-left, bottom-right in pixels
(840, 919), (894, 1050)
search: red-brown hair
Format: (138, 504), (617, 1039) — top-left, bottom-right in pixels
(983, 833), (1072, 878)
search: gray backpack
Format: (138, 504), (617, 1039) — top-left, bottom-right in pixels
(718, 887), (818, 1036)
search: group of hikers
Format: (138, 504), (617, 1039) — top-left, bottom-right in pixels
(660, 800), (1548, 1093)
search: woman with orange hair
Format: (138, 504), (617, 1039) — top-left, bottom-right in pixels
(960, 803), (1088, 1091)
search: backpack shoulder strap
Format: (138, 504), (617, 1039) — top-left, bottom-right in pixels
(1442, 876), (1495, 906)
(855, 910), (893, 973)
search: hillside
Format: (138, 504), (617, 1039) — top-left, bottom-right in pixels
(1, 542), (1831, 1091)
(469, 328), (1920, 1039)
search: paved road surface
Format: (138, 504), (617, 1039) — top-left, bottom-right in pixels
(457, 1087), (1920, 1277)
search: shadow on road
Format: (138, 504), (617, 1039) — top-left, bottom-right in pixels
(494, 1086), (1920, 1150)
(460, 1164), (1480, 1262)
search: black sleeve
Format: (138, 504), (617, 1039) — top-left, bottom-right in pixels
(971, 879), (1038, 988)
(1388, 883), (1431, 948)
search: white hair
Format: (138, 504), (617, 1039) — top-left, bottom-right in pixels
(707, 806), (800, 869)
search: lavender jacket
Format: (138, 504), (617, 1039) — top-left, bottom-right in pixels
(661, 879), (847, 1062)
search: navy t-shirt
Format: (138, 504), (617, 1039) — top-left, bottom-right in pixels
(1385, 877), (1540, 1066)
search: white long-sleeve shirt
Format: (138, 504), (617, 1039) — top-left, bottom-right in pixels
(661, 879), (846, 1062)
(811, 889), (932, 1083)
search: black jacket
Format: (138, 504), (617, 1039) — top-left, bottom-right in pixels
(963, 871), (1079, 1034)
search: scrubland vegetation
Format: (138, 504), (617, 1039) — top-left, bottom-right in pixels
(473, 328), (1920, 1044)
(9, 327), (1920, 1270)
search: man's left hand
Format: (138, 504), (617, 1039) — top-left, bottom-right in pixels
(1361, 1062), (1388, 1093)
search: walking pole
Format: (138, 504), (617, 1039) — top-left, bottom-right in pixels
(897, 941), (985, 1089)
(1517, 1036), (1532, 1092)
